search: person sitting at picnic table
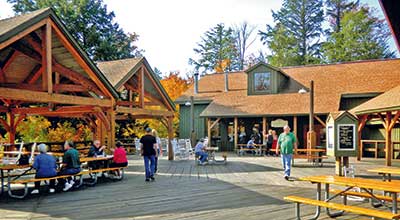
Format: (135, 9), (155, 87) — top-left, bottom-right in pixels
(31, 144), (57, 194)
(109, 141), (128, 178)
(195, 138), (208, 165)
(240, 137), (257, 155)
(87, 140), (106, 170)
(58, 140), (81, 192)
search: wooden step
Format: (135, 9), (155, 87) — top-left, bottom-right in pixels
(284, 195), (400, 219)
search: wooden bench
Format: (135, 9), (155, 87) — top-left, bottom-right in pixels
(292, 154), (328, 167)
(329, 188), (400, 203)
(237, 144), (264, 156)
(284, 195), (400, 219)
(8, 166), (127, 199)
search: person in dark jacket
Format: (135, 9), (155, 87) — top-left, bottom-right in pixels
(140, 127), (157, 182)
(58, 141), (81, 191)
(31, 144), (57, 194)
(87, 140), (106, 169)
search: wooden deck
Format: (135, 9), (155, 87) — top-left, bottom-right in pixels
(1, 154), (399, 220)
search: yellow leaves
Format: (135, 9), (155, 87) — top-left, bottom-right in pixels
(214, 59), (231, 73)
(160, 71), (192, 100)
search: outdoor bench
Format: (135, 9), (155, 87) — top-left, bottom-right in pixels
(284, 195), (400, 219)
(7, 166), (127, 199)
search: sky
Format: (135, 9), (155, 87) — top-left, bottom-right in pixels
(0, 0), (395, 76)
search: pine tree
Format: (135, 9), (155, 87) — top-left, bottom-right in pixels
(322, 6), (395, 62)
(326, 0), (359, 33)
(7, 0), (143, 61)
(259, 0), (324, 65)
(189, 23), (239, 73)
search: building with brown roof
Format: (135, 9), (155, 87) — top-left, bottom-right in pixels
(176, 59), (400, 154)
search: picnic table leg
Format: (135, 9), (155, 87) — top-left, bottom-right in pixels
(295, 183), (321, 220)
(325, 184), (345, 217)
(392, 192), (397, 214)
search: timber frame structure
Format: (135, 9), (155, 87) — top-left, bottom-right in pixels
(0, 8), (176, 157)
(97, 57), (176, 160)
(0, 8), (119, 147)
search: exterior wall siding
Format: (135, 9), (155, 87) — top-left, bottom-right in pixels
(179, 104), (208, 139)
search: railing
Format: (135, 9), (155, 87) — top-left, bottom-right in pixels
(360, 140), (400, 159)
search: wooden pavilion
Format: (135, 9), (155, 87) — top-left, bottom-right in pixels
(0, 8), (120, 147)
(97, 57), (176, 159)
(349, 0), (400, 166)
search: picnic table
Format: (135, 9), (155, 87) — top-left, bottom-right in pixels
(205, 147), (218, 162)
(237, 144), (264, 156)
(368, 167), (400, 181)
(0, 164), (31, 195)
(285, 175), (400, 219)
(3, 151), (64, 157)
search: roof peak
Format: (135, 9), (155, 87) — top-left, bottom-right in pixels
(97, 57), (143, 64)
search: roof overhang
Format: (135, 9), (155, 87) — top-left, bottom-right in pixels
(379, 0), (400, 51)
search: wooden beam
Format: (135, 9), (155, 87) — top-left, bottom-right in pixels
(7, 112), (15, 144)
(314, 115), (326, 127)
(207, 118), (211, 147)
(124, 83), (164, 106)
(53, 63), (104, 96)
(385, 112), (392, 166)
(53, 84), (86, 92)
(358, 115), (369, 132)
(167, 116), (174, 160)
(13, 114), (26, 130)
(234, 117), (238, 151)
(210, 118), (221, 130)
(12, 105), (96, 115)
(262, 117), (267, 145)
(41, 25), (48, 91)
(94, 110), (111, 132)
(389, 111), (400, 131)
(107, 109), (116, 148)
(139, 67), (144, 108)
(0, 117), (10, 132)
(377, 113), (387, 129)
(50, 20), (113, 99)
(23, 65), (43, 84)
(0, 68), (6, 83)
(0, 87), (112, 107)
(115, 106), (173, 117)
(293, 116), (298, 139)
(0, 19), (47, 50)
(45, 20), (52, 94)
(143, 67), (174, 111)
(159, 118), (168, 129)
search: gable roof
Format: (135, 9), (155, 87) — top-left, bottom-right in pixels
(179, 58), (400, 117)
(97, 57), (176, 111)
(0, 8), (119, 99)
(351, 85), (400, 115)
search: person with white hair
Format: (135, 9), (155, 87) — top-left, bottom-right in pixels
(31, 143), (57, 194)
(276, 125), (297, 181)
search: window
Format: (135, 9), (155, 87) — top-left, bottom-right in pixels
(254, 72), (271, 92)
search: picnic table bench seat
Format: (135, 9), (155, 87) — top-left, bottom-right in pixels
(7, 166), (127, 199)
(329, 188), (400, 203)
(284, 195), (400, 219)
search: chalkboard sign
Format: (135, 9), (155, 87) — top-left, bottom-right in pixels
(338, 124), (355, 150)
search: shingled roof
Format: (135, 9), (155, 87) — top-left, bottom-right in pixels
(177, 59), (400, 117)
(97, 57), (176, 111)
(351, 85), (400, 115)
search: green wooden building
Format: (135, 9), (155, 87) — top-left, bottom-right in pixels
(176, 60), (400, 155)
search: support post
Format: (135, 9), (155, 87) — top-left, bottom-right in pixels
(262, 117), (267, 145)
(7, 112), (15, 145)
(234, 117), (238, 151)
(190, 96), (196, 147)
(140, 66), (145, 108)
(207, 118), (212, 147)
(167, 116), (174, 160)
(45, 20), (52, 94)
(293, 116), (298, 141)
(335, 156), (342, 176)
(386, 112), (392, 166)
(107, 109), (116, 149)
(307, 80), (316, 159)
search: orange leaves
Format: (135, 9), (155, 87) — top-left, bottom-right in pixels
(160, 71), (192, 101)
(214, 59), (231, 73)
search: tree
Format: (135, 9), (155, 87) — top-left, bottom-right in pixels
(326, 0), (359, 33)
(259, 23), (301, 67)
(16, 116), (51, 142)
(322, 6), (395, 62)
(233, 22), (257, 70)
(189, 23), (239, 73)
(259, 0), (324, 65)
(7, 0), (143, 61)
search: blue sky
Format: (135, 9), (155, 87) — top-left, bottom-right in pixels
(0, 0), (396, 75)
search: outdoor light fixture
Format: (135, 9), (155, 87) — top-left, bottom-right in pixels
(184, 101), (191, 106)
(298, 88), (307, 94)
